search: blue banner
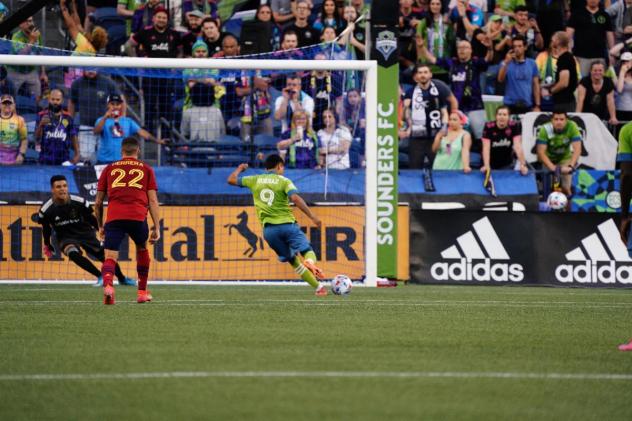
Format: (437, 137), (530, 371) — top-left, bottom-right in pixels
(0, 167), (539, 206)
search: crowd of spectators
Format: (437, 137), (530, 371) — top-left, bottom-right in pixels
(0, 0), (628, 181)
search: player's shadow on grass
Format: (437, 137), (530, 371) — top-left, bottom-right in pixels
(224, 211), (264, 258)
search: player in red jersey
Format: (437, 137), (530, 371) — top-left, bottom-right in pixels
(94, 136), (161, 305)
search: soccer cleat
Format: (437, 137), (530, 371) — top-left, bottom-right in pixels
(303, 259), (324, 279)
(315, 285), (328, 297)
(137, 290), (153, 304)
(618, 340), (632, 351)
(118, 277), (137, 286)
(103, 285), (115, 305)
(94, 276), (103, 287)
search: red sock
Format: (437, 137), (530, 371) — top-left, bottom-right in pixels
(137, 249), (150, 291)
(102, 258), (116, 288)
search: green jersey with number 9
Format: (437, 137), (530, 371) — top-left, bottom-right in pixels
(238, 173), (299, 226)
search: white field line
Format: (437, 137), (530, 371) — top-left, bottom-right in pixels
(2, 283), (632, 298)
(0, 371), (631, 382)
(0, 281), (311, 286)
(0, 299), (630, 309)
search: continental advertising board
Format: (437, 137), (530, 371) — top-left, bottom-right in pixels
(1, 206), (409, 281)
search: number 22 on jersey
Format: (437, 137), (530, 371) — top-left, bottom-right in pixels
(110, 168), (144, 189)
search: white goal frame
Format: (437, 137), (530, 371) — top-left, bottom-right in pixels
(1, 55), (378, 287)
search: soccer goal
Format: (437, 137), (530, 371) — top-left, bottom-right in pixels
(0, 52), (378, 286)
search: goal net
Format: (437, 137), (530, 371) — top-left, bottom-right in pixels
(0, 46), (378, 286)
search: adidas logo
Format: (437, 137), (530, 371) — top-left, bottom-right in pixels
(555, 220), (632, 284)
(430, 217), (524, 282)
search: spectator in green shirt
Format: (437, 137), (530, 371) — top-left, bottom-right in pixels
(117, 0), (139, 36)
(6, 16), (48, 101)
(536, 110), (582, 196)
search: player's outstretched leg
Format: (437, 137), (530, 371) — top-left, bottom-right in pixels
(66, 246), (102, 281)
(290, 254), (327, 296)
(101, 258), (116, 305)
(136, 248), (152, 303)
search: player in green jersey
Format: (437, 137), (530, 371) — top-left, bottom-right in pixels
(617, 121), (632, 351)
(536, 110), (582, 196)
(228, 154), (328, 296)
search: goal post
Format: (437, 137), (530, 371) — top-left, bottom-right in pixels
(0, 54), (379, 286)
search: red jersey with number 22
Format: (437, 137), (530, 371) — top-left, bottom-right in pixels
(97, 157), (158, 223)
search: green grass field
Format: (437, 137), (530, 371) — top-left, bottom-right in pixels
(1, 284), (631, 420)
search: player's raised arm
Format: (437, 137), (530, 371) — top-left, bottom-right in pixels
(227, 163), (249, 186)
(290, 193), (321, 228)
(147, 189), (161, 244)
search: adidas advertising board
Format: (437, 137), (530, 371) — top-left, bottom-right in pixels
(555, 219), (632, 285)
(410, 211), (631, 287)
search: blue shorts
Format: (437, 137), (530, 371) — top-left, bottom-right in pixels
(263, 223), (312, 262)
(104, 220), (149, 251)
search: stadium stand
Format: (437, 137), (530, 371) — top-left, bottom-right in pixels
(0, 0), (628, 205)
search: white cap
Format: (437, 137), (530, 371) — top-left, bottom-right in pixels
(621, 52), (632, 61)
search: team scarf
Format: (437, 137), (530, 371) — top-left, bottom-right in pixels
(288, 127), (319, 168)
(426, 18), (445, 59)
(411, 81), (442, 137)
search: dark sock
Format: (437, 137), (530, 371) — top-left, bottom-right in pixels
(137, 249), (150, 291)
(68, 251), (101, 278)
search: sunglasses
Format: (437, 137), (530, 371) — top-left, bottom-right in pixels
(1, 101), (13, 105)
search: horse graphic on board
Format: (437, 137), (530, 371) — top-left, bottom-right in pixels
(224, 210), (264, 257)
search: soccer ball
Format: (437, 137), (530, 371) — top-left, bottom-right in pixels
(331, 274), (352, 296)
(547, 191), (568, 211)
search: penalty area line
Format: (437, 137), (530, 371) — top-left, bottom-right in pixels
(0, 371), (631, 382)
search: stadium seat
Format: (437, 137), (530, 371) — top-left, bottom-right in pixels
(253, 134), (279, 152)
(24, 147), (39, 164)
(15, 95), (37, 114)
(217, 134), (242, 144)
(21, 113), (37, 123)
(222, 18), (243, 39)
(93, 8), (127, 56)
(166, 131), (250, 167)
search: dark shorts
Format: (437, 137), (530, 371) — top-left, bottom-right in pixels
(104, 220), (149, 251)
(263, 223), (312, 262)
(58, 235), (102, 257)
